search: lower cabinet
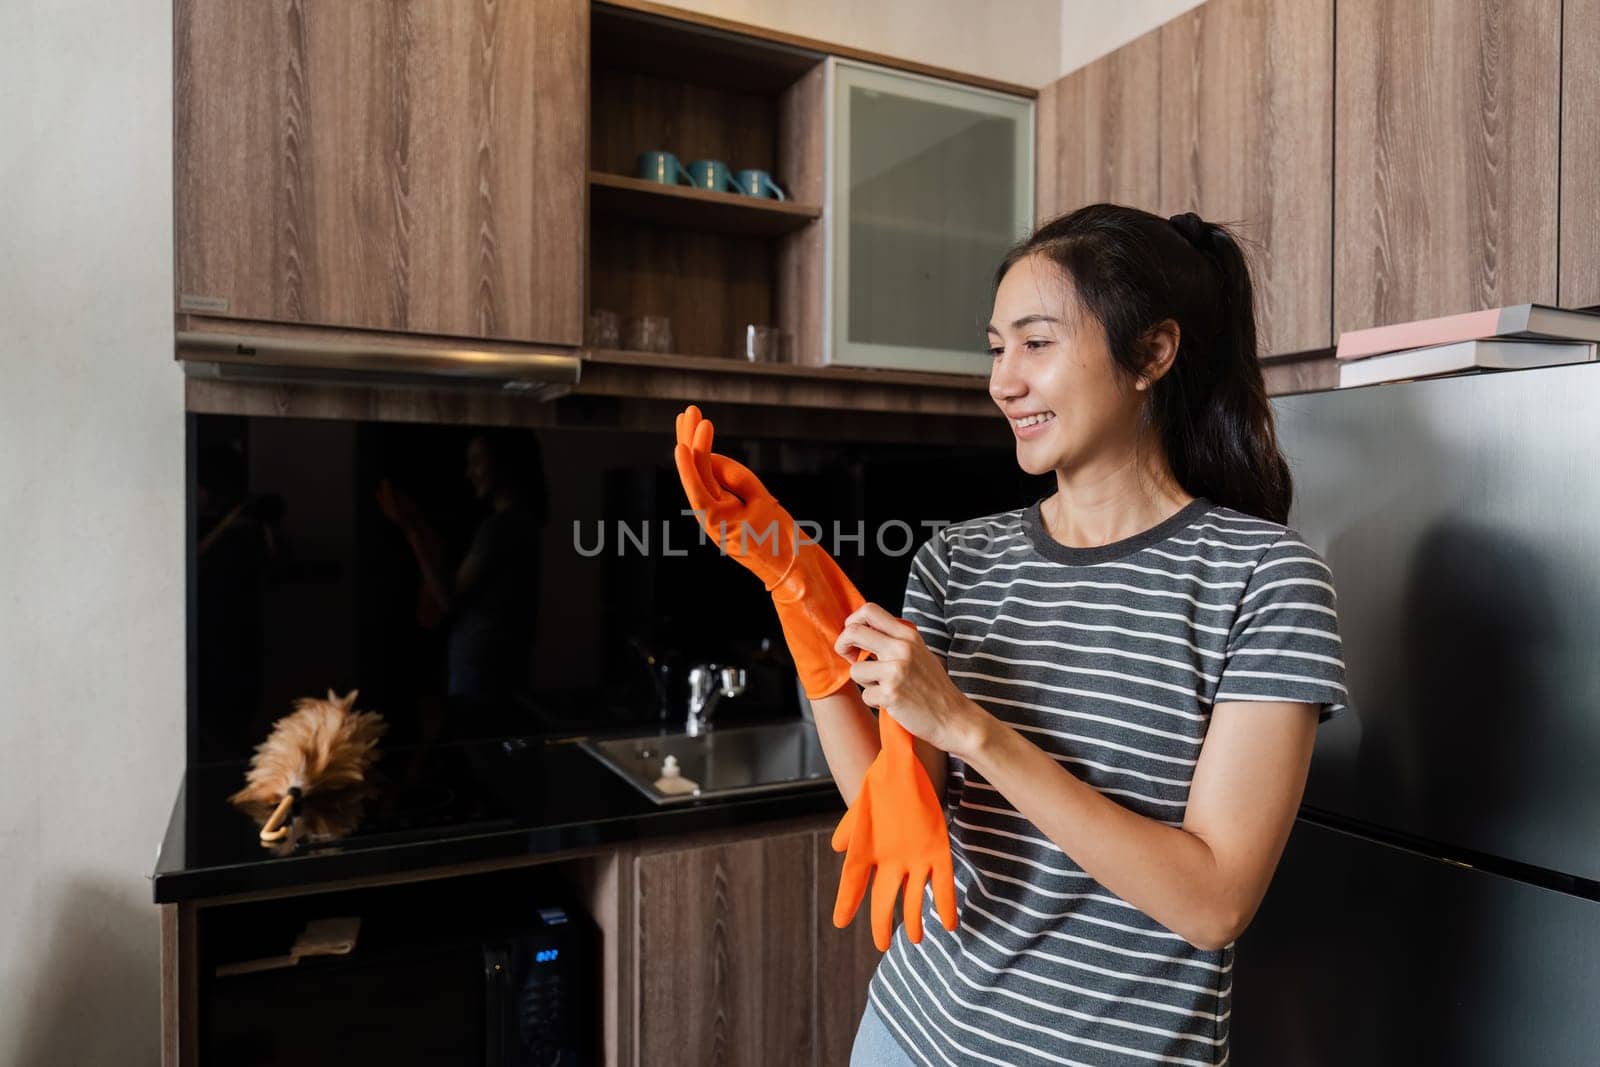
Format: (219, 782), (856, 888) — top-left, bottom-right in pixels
(158, 815), (883, 1067)
(631, 823), (881, 1067)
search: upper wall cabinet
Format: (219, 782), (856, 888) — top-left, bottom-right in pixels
(1036, 31), (1160, 218)
(823, 58), (1034, 374)
(1159, 0), (1334, 356)
(1038, 0), (1333, 359)
(1334, 0), (1560, 334)
(1560, 0), (1600, 309)
(174, 0), (587, 346)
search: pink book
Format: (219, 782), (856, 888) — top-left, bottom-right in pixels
(1336, 304), (1600, 360)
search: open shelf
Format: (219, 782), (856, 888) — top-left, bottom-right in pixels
(589, 172), (820, 238)
(589, 4), (828, 370)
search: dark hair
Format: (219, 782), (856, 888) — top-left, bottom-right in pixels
(992, 203), (1293, 525)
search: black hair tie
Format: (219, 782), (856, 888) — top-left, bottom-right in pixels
(1167, 211), (1208, 249)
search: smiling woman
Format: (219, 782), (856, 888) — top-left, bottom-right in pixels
(832, 203), (1350, 1067)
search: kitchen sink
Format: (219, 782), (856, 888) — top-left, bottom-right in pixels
(578, 719), (835, 805)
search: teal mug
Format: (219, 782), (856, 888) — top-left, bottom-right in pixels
(686, 159), (741, 194)
(639, 150), (693, 187)
(735, 169), (786, 201)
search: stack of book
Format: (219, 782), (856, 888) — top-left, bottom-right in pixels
(1334, 304), (1600, 388)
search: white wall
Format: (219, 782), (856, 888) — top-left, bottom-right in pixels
(666, 2), (1208, 88)
(0, 0), (181, 1064)
(1060, 0), (1208, 75)
(666, 0), (1064, 88)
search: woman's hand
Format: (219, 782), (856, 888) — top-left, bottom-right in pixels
(374, 478), (422, 532)
(834, 602), (986, 758)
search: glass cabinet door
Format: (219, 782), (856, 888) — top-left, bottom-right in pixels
(825, 58), (1034, 374)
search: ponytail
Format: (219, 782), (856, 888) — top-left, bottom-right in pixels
(992, 203), (1294, 524)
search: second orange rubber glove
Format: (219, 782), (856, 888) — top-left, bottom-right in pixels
(831, 633), (961, 952)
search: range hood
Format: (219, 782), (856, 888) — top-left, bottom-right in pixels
(177, 330), (581, 401)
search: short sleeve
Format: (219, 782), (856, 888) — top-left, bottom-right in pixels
(901, 532), (953, 664)
(1213, 530), (1350, 724)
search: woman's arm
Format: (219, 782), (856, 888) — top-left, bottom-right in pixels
(810, 685), (949, 808)
(952, 696), (1317, 951)
(377, 479), (458, 615)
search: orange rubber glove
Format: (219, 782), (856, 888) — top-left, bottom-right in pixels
(672, 404), (958, 948)
(831, 633), (960, 951)
(673, 404), (864, 699)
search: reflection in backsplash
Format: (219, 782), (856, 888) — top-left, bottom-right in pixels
(189, 412), (1042, 764)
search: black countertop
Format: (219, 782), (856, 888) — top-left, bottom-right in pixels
(151, 721), (845, 903)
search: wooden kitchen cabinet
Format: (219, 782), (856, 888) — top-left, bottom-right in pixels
(174, 0), (586, 346)
(633, 827), (818, 1066)
(1333, 0), (1561, 335)
(1038, 0), (1334, 360)
(1560, 0), (1600, 308)
(626, 820), (883, 1067)
(1035, 30), (1161, 219)
(1158, 0), (1334, 356)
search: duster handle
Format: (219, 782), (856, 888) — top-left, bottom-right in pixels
(259, 791), (297, 843)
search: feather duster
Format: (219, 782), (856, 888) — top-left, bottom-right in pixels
(229, 688), (388, 848)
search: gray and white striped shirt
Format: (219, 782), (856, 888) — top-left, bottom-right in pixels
(868, 495), (1348, 1066)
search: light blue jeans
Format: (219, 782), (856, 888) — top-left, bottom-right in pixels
(850, 997), (921, 1066)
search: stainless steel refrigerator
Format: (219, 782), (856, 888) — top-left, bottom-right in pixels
(1233, 360), (1600, 1065)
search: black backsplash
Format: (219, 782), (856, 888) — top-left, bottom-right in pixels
(188, 413), (1042, 764)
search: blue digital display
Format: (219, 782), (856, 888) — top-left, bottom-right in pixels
(535, 948), (559, 963)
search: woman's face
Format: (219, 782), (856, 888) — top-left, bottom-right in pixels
(987, 253), (1146, 478)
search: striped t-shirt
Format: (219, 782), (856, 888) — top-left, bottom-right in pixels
(868, 495), (1349, 1066)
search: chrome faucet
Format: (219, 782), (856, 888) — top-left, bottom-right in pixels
(685, 663), (746, 736)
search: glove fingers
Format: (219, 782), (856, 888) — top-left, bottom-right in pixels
(932, 847), (959, 932)
(871, 864), (905, 952)
(693, 414), (714, 454)
(833, 842), (872, 930)
(903, 868), (929, 944)
(675, 404), (703, 449)
(673, 444), (720, 516)
(830, 804), (855, 853)
(707, 453), (768, 508)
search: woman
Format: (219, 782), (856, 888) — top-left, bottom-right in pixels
(676, 203), (1347, 1066)
(377, 429), (548, 705)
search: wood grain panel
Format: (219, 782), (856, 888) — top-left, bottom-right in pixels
(159, 903), (198, 1067)
(813, 830), (883, 1067)
(1262, 351), (1340, 396)
(1334, 0), (1560, 335)
(1034, 30), (1161, 222)
(175, 0), (585, 345)
(570, 849), (636, 1067)
(635, 831), (816, 1067)
(778, 62), (828, 367)
(1560, 0), (1600, 308)
(1159, 0), (1334, 355)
